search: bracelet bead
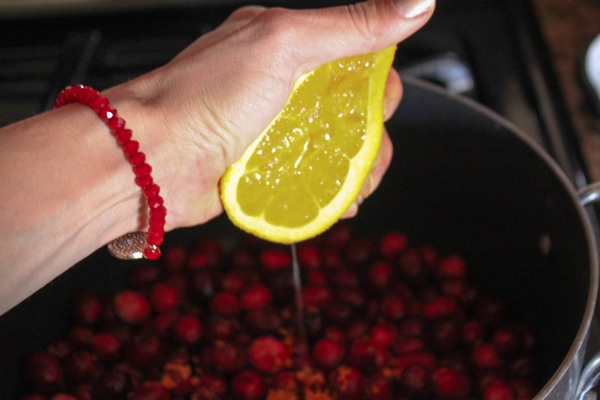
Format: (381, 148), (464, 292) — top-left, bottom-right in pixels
(53, 84), (166, 260)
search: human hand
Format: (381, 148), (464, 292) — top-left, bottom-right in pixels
(107, 0), (435, 231)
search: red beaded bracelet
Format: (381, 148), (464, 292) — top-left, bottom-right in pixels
(54, 85), (166, 260)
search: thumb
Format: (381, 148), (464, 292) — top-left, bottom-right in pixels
(280, 0), (435, 75)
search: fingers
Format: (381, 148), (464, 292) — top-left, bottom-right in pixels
(343, 127), (394, 218)
(384, 68), (403, 121)
(244, 0), (435, 79)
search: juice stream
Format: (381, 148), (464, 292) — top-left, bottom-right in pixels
(290, 243), (308, 349)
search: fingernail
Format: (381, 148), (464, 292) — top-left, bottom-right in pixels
(394, 0), (435, 18)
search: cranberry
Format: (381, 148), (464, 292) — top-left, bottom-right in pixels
(248, 336), (291, 373)
(325, 223), (354, 248)
(151, 310), (179, 338)
(297, 243), (322, 269)
(302, 285), (332, 309)
(398, 249), (430, 283)
(423, 296), (458, 320)
(92, 369), (134, 400)
(244, 308), (283, 335)
(195, 237), (223, 267)
(345, 237), (375, 266)
(113, 290), (150, 324)
(312, 338), (345, 369)
(47, 340), (72, 360)
(462, 320), (486, 347)
(129, 381), (169, 400)
(432, 319), (461, 351)
(221, 272), (248, 293)
(65, 351), (98, 383)
(190, 270), (216, 299)
(23, 351), (64, 394)
(210, 291), (240, 316)
(437, 255), (467, 278)
(330, 366), (365, 400)
(49, 394), (76, 400)
(92, 333), (121, 362)
(380, 293), (406, 320)
(128, 264), (160, 290)
(68, 326), (94, 348)
(260, 247), (291, 271)
(367, 261), (393, 289)
(205, 316), (236, 341)
(163, 243), (188, 271)
(194, 373), (228, 398)
(401, 362), (432, 396)
(379, 231), (408, 259)
(366, 373), (393, 400)
(472, 343), (502, 369)
(209, 341), (243, 373)
(347, 337), (377, 368)
(483, 380), (515, 400)
(126, 334), (162, 368)
(72, 291), (104, 326)
(172, 315), (202, 345)
(433, 367), (471, 399)
(149, 282), (180, 312)
(392, 336), (425, 355)
(232, 370), (266, 400)
(370, 322), (397, 349)
(493, 325), (523, 356)
(240, 284), (272, 311)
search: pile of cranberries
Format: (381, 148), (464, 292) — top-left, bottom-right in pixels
(20, 224), (538, 400)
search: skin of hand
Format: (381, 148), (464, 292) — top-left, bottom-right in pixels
(0, 0), (434, 314)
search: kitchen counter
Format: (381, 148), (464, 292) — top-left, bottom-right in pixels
(533, 0), (600, 181)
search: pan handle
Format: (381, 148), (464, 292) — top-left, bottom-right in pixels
(577, 183), (600, 400)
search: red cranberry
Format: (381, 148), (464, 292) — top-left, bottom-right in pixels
(325, 223), (354, 248)
(398, 249), (430, 283)
(190, 270), (216, 299)
(370, 322), (398, 349)
(313, 338), (345, 369)
(92, 369), (134, 400)
(433, 367), (471, 399)
(431, 319), (461, 351)
(49, 394), (76, 400)
(380, 293), (407, 320)
(195, 237), (223, 267)
(323, 248), (344, 269)
(72, 291), (104, 325)
(209, 341), (243, 373)
(71, 383), (93, 400)
(347, 337), (378, 368)
(399, 316), (425, 338)
(462, 320), (486, 347)
(151, 310), (179, 338)
(130, 381), (170, 400)
(231, 370), (266, 400)
(401, 362), (432, 396)
(392, 336), (425, 355)
(172, 315), (202, 345)
(260, 247), (291, 271)
(297, 243), (322, 269)
(163, 243), (188, 271)
(205, 316), (236, 341)
(330, 366), (365, 400)
(331, 269), (360, 288)
(437, 255), (467, 278)
(367, 261), (393, 289)
(128, 264), (161, 290)
(126, 334), (162, 368)
(423, 296), (458, 320)
(472, 343), (502, 369)
(244, 308), (283, 335)
(149, 282), (180, 312)
(23, 351), (64, 394)
(302, 285), (332, 308)
(345, 237), (375, 266)
(65, 351), (98, 383)
(194, 373), (228, 398)
(240, 284), (272, 311)
(221, 272), (248, 293)
(441, 277), (469, 301)
(210, 291), (240, 316)
(483, 380), (515, 400)
(493, 325), (523, 356)
(92, 333), (121, 362)
(68, 326), (94, 348)
(230, 247), (258, 270)
(365, 373), (393, 400)
(379, 231), (408, 259)
(249, 336), (291, 373)
(47, 340), (72, 360)
(113, 290), (150, 324)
